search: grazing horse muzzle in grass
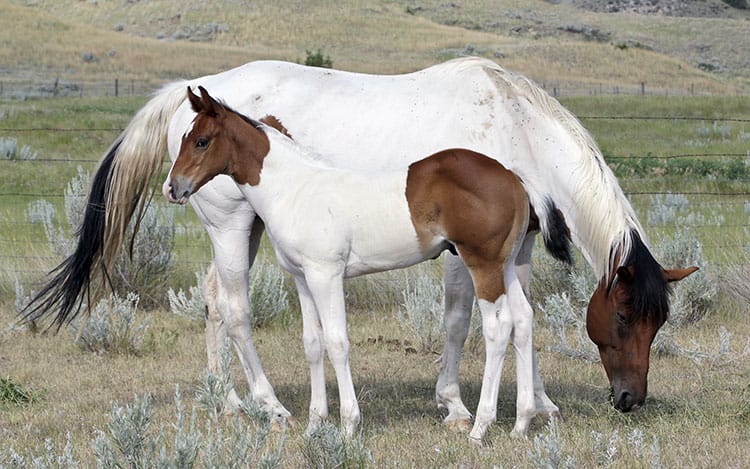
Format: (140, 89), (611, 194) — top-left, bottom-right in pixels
(167, 86), (538, 441)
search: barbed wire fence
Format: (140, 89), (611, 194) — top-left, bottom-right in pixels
(0, 115), (748, 290)
(1, 78), (744, 100)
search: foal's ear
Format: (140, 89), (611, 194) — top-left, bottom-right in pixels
(663, 266), (699, 283)
(197, 86), (223, 117)
(187, 86), (204, 114)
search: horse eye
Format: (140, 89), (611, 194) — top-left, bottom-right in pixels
(195, 137), (210, 150)
(616, 311), (628, 324)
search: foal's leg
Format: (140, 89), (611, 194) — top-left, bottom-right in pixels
(294, 278), (329, 435)
(515, 233), (561, 421)
(505, 266), (536, 437)
(436, 253), (474, 431)
(204, 262), (242, 411)
(469, 293), (513, 443)
(304, 269), (361, 438)
(208, 223), (292, 425)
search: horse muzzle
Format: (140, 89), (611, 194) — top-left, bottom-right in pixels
(165, 176), (194, 205)
(611, 387), (644, 413)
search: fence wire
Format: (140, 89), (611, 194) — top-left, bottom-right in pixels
(1, 115), (748, 283)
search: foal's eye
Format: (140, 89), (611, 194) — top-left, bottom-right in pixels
(195, 137), (210, 150)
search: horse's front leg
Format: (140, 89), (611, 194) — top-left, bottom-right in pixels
(204, 262), (242, 411)
(208, 221), (292, 426)
(436, 253), (474, 431)
(305, 269), (361, 438)
(294, 277), (329, 435)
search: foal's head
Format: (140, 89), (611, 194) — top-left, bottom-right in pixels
(165, 86), (269, 204)
(586, 232), (697, 412)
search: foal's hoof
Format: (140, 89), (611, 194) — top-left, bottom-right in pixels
(444, 417), (472, 433)
(271, 415), (298, 432)
(467, 435), (484, 448)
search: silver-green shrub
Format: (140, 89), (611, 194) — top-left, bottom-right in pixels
(302, 422), (371, 469)
(71, 292), (150, 355)
(398, 267), (444, 353)
(27, 166), (175, 308)
(168, 254), (291, 327)
(0, 137), (37, 160)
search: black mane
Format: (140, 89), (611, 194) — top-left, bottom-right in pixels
(621, 230), (671, 324)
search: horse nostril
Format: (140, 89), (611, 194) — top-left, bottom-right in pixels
(615, 391), (633, 412)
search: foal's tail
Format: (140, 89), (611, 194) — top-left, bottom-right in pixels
(536, 198), (573, 265)
(21, 82), (190, 330)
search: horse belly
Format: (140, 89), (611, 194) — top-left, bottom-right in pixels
(343, 188), (428, 277)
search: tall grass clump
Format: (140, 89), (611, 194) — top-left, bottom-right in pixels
(26, 166), (175, 309)
(0, 376), (35, 406)
(304, 49), (333, 68)
(0, 137), (37, 160)
(70, 292), (150, 355)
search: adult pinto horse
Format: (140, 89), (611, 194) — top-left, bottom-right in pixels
(169, 86), (541, 440)
(22, 57), (696, 435)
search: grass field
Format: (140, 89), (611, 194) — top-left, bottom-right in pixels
(1, 91), (749, 466)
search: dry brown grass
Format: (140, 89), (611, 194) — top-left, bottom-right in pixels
(2, 0), (747, 93)
(2, 290), (749, 466)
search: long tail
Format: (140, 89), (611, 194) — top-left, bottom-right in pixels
(21, 82), (189, 330)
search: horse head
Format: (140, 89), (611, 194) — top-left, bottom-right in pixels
(586, 235), (697, 412)
(165, 86), (269, 204)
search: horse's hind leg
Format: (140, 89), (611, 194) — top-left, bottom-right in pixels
(436, 253), (474, 431)
(506, 266), (536, 437)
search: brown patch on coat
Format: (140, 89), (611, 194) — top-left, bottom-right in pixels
(405, 149), (529, 302)
(260, 115), (293, 139)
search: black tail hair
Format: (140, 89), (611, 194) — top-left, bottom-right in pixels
(541, 198), (573, 265)
(20, 138), (121, 331)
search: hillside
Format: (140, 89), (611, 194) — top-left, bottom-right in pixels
(2, 0), (748, 94)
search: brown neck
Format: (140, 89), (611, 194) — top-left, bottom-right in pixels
(225, 114), (270, 186)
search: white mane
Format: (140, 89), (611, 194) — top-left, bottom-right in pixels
(482, 62), (645, 280)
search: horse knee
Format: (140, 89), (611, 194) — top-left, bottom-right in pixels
(303, 332), (324, 364)
(323, 331), (350, 363)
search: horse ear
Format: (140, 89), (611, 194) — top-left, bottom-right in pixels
(663, 266), (699, 283)
(197, 86), (222, 117)
(187, 86), (203, 113)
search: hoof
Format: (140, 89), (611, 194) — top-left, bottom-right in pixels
(509, 429), (529, 440)
(468, 435), (484, 448)
(537, 409), (564, 423)
(444, 417), (472, 433)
